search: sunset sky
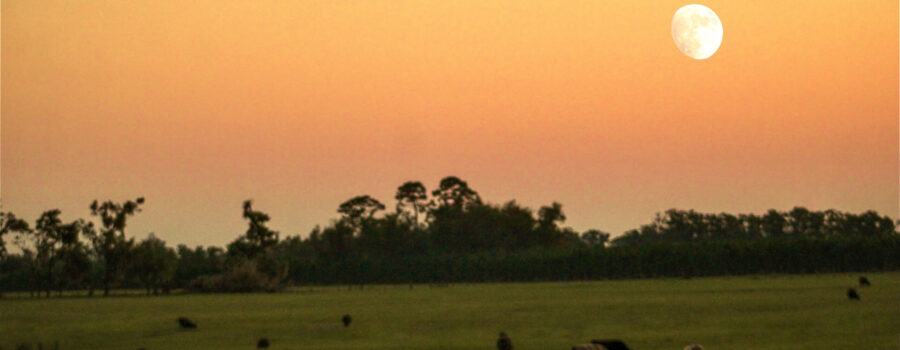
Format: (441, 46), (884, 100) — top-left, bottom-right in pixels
(2, 1), (897, 248)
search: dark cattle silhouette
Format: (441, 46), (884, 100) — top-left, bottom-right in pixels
(591, 339), (630, 350)
(257, 338), (269, 348)
(847, 288), (860, 301)
(497, 332), (512, 350)
(177, 317), (197, 329)
(342, 314), (352, 327)
(858, 276), (871, 287)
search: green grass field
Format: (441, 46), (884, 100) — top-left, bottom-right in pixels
(2, 272), (898, 350)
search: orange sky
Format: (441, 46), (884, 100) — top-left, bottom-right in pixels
(2, 0), (897, 247)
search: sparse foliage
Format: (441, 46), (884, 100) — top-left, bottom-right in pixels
(132, 233), (177, 294)
(395, 181), (428, 226)
(228, 200), (279, 260)
(0, 212), (30, 259)
(87, 197), (145, 296)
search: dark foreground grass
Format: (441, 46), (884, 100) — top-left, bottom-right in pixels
(1, 272), (897, 349)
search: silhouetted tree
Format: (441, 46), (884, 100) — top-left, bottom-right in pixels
(537, 202), (566, 246)
(87, 197), (145, 296)
(132, 233), (177, 294)
(0, 212), (30, 259)
(740, 214), (764, 239)
(339, 195), (385, 221)
(311, 220), (356, 259)
(356, 213), (424, 257)
(716, 213), (745, 240)
(857, 210), (895, 236)
(16, 211), (93, 297)
(395, 181), (428, 226)
(610, 229), (642, 247)
(787, 207), (814, 236)
(658, 209), (691, 242)
(228, 200), (279, 260)
(427, 177), (483, 252)
(823, 209), (846, 237)
(761, 209), (786, 238)
(496, 201), (539, 249)
(174, 245), (225, 287)
(581, 229), (610, 247)
(54, 219), (92, 295)
(337, 195), (386, 253)
(430, 176), (481, 212)
(32, 210), (64, 297)
(0, 212), (32, 294)
(4, 179), (900, 292)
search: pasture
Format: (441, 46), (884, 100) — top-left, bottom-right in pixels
(1, 272), (898, 349)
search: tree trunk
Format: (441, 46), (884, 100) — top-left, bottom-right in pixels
(46, 268), (53, 298)
(103, 265), (111, 296)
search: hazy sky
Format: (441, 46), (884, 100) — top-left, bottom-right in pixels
(3, 0), (897, 248)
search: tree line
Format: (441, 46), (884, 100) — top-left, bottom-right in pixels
(1, 176), (898, 295)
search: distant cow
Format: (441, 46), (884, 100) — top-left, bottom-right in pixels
(177, 317), (197, 329)
(683, 344), (704, 350)
(859, 276), (871, 287)
(847, 288), (860, 301)
(572, 343), (606, 350)
(497, 332), (512, 350)
(257, 337), (269, 348)
(591, 339), (630, 350)
(342, 314), (352, 327)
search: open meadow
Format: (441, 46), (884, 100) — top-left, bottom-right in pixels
(2, 272), (898, 350)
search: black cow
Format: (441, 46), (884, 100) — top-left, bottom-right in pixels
(591, 339), (630, 350)
(342, 314), (352, 327)
(847, 288), (860, 301)
(177, 317), (197, 329)
(497, 332), (512, 350)
(859, 276), (871, 287)
(257, 338), (269, 348)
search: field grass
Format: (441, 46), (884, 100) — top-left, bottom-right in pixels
(1, 272), (898, 350)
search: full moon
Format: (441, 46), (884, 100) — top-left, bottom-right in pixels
(671, 4), (723, 60)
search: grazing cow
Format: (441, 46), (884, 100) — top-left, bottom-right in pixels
(342, 314), (352, 327)
(683, 344), (704, 350)
(847, 288), (860, 301)
(497, 332), (512, 350)
(177, 317), (197, 329)
(572, 343), (606, 350)
(859, 276), (871, 287)
(591, 339), (630, 350)
(257, 338), (269, 348)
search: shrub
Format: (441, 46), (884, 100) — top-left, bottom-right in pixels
(186, 260), (283, 293)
